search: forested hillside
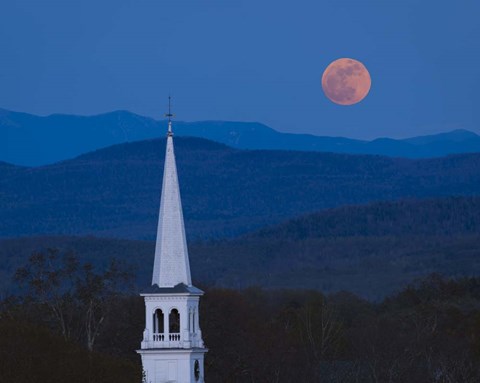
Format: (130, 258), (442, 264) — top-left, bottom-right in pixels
(0, 161), (24, 179)
(1, 197), (479, 299)
(1, 137), (480, 240)
(253, 196), (480, 239)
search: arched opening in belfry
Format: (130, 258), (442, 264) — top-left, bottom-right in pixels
(153, 309), (164, 334)
(169, 309), (180, 333)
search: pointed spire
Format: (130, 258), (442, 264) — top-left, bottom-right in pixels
(151, 98), (192, 287)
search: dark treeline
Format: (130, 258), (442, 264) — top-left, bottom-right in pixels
(1, 233), (480, 300)
(201, 280), (480, 382)
(1, 250), (480, 382)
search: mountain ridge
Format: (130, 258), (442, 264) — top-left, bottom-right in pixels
(1, 136), (480, 240)
(2, 108), (480, 166)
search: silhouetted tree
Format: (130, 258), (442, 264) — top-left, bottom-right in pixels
(14, 249), (132, 350)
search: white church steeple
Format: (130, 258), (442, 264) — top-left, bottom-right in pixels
(137, 98), (207, 383)
(152, 100), (192, 287)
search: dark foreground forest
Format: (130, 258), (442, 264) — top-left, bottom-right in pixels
(1, 251), (480, 383)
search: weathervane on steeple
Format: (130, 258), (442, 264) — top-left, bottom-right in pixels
(165, 96), (175, 136)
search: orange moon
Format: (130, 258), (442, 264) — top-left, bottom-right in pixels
(322, 58), (371, 105)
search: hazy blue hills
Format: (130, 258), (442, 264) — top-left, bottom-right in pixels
(0, 108), (159, 166)
(1, 137), (480, 240)
(1, 197), (479, 299)
(2, 108), (480, 166)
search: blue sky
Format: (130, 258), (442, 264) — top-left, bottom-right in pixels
(1, 0), (479, 139)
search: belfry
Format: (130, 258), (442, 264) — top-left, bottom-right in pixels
(137, 99), (207, 383)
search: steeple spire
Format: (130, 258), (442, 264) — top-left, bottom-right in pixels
(151, 97), (192, 287)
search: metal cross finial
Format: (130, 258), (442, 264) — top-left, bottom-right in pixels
(165, 96), (175, 136)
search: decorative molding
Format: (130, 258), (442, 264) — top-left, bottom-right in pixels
(145, 296), (190, 302)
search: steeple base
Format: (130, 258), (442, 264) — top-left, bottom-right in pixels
(137, 348), (207, 383)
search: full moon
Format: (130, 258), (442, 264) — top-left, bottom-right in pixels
(322, 58), (371, 105)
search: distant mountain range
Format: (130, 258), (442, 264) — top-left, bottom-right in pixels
(1, 196), (479, 299)
(2, 108), (480, 166)
(1, 137), (480, 240)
